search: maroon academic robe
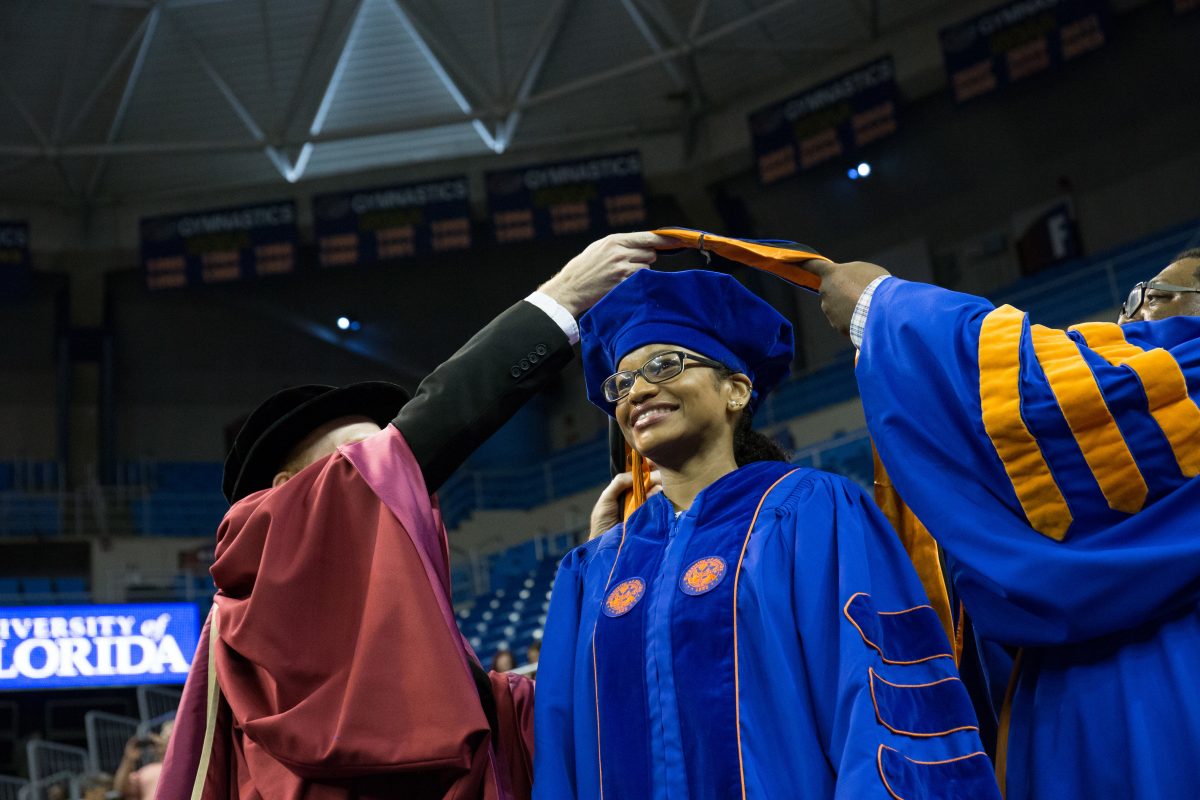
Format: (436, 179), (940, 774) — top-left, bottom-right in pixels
(156, 426), (534, 800)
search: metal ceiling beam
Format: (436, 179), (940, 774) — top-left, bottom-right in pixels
(620, 0), (689, 92)
(731, 0), (794, 73)
(86, 2), (162, 198)
(526, 0), (796, 111)
(0, 140), (266, 157)
(625, 0), (712, 159)
(387, 0), (501, 153)
(496, 0), (572, 152)
(388, 0), (496, 109)
(165, 7), (297, 181)
(687, 0), (711, 40)
(625, 0), (711, 107)
(277, 0), (340, 139)
(89, 0), (151, 8)
(258, 0), (279, 131)
(52, 0), (92, 144)
(285, 0), (371, 183)
(61, 9), (156, 143)
(0, 79), (50, 149)
(486, 0), (504, 98)
(0, 0), (795, 169)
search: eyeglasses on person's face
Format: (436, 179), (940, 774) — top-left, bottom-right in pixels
(603, 350), (727, 403)
(1123, 280), (1200, 319)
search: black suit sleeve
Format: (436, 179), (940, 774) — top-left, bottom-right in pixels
(393, 299), (574, 493)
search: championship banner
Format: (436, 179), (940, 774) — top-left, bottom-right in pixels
(1012, 197), (1081, 274)
(748, 57), (899, 185)
(0, 220), (30, 295)
(486, 151), (646, 244)
(0, 603), (201, 690)
(941, 0), (1110, 104)
(313, 177), (472, 268)
(141, 201), (299, 290)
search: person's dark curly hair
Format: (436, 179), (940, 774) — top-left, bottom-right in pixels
(712, 365), (791, 465)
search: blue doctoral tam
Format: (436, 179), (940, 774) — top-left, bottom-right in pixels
(579, 269), (794, 416)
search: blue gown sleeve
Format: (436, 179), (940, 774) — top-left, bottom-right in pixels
(855, 278), (1200, 645)
(784, 472), (1001, 799)
(533, 535), (610, 800)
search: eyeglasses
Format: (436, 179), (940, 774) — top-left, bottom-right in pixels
(1123, 280), (1200, 318)
(602, 350), (726, 403)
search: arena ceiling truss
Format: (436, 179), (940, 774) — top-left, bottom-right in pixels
(0, 0), (954, 205)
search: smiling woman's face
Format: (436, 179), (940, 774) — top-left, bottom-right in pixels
(613, 343), (747, 468)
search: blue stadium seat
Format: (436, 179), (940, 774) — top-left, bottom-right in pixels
(21, 577), (53, 600)
(53, 577), (89, 600)
(0, 578), (20, 599)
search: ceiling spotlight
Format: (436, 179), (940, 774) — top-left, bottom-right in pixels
(336, 316), (351, 331)
(847, 167), (860, 180)
(856, 161), (872, 178)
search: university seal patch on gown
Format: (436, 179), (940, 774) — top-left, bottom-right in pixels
(604, 578), (646, 617)
(533, 462), (1000, 800)
(679, 556), (727, 596)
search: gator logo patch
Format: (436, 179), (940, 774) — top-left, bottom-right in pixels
(603, 578), (646, 617)
(680, 556), (727, 596)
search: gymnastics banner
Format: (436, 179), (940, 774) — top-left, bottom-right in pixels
(313, 176), (472, 268)
(141, 201), (299, 290)
(0, 221), (30, 295)
(0, 603), (201, 690)
(748, 56), (899, 185)
(486, 152), (646, 243)
(941, 0), (1110, 104)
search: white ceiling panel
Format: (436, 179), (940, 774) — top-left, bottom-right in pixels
(301, 123), (492, 179)
(0, 0), (972, 204)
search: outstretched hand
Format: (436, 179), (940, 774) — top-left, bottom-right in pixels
(539, 232), (683, 318)
(794, 258), (891, 336)
(589, 469), (663, 540)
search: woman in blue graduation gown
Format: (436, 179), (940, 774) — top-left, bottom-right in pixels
(532, 269), (1000, 800)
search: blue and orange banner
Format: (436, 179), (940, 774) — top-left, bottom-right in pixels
(486, 152), (646, 244)
(940, 0), (1110, 105)
(313, 177), (472, 268)
(140, 201), (299, 290)
(0, 220), (29, 296)
(748, 57), (898, 185)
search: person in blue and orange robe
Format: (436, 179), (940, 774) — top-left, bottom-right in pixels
(792, 255), (1200, 799)
(533, 268), (1000, 799)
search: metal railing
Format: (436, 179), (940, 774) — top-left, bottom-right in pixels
(24, 744), (86, 800)
(136, 687), (181, 724)
(19, 770), (83, 800)
(0, 776), (29, 800)
(84, 712), (139, 775)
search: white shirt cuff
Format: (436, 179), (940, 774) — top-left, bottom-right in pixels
(525, 291), (580, 345)
(849, 275), (891, 349)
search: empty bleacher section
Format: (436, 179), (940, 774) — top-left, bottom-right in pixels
(0, 462), (63, 539)
(0, 217), (1175, 543)
(457, 538), (572, 662)
(0, 577), (90, 606)
(123, 462), (226, 538)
